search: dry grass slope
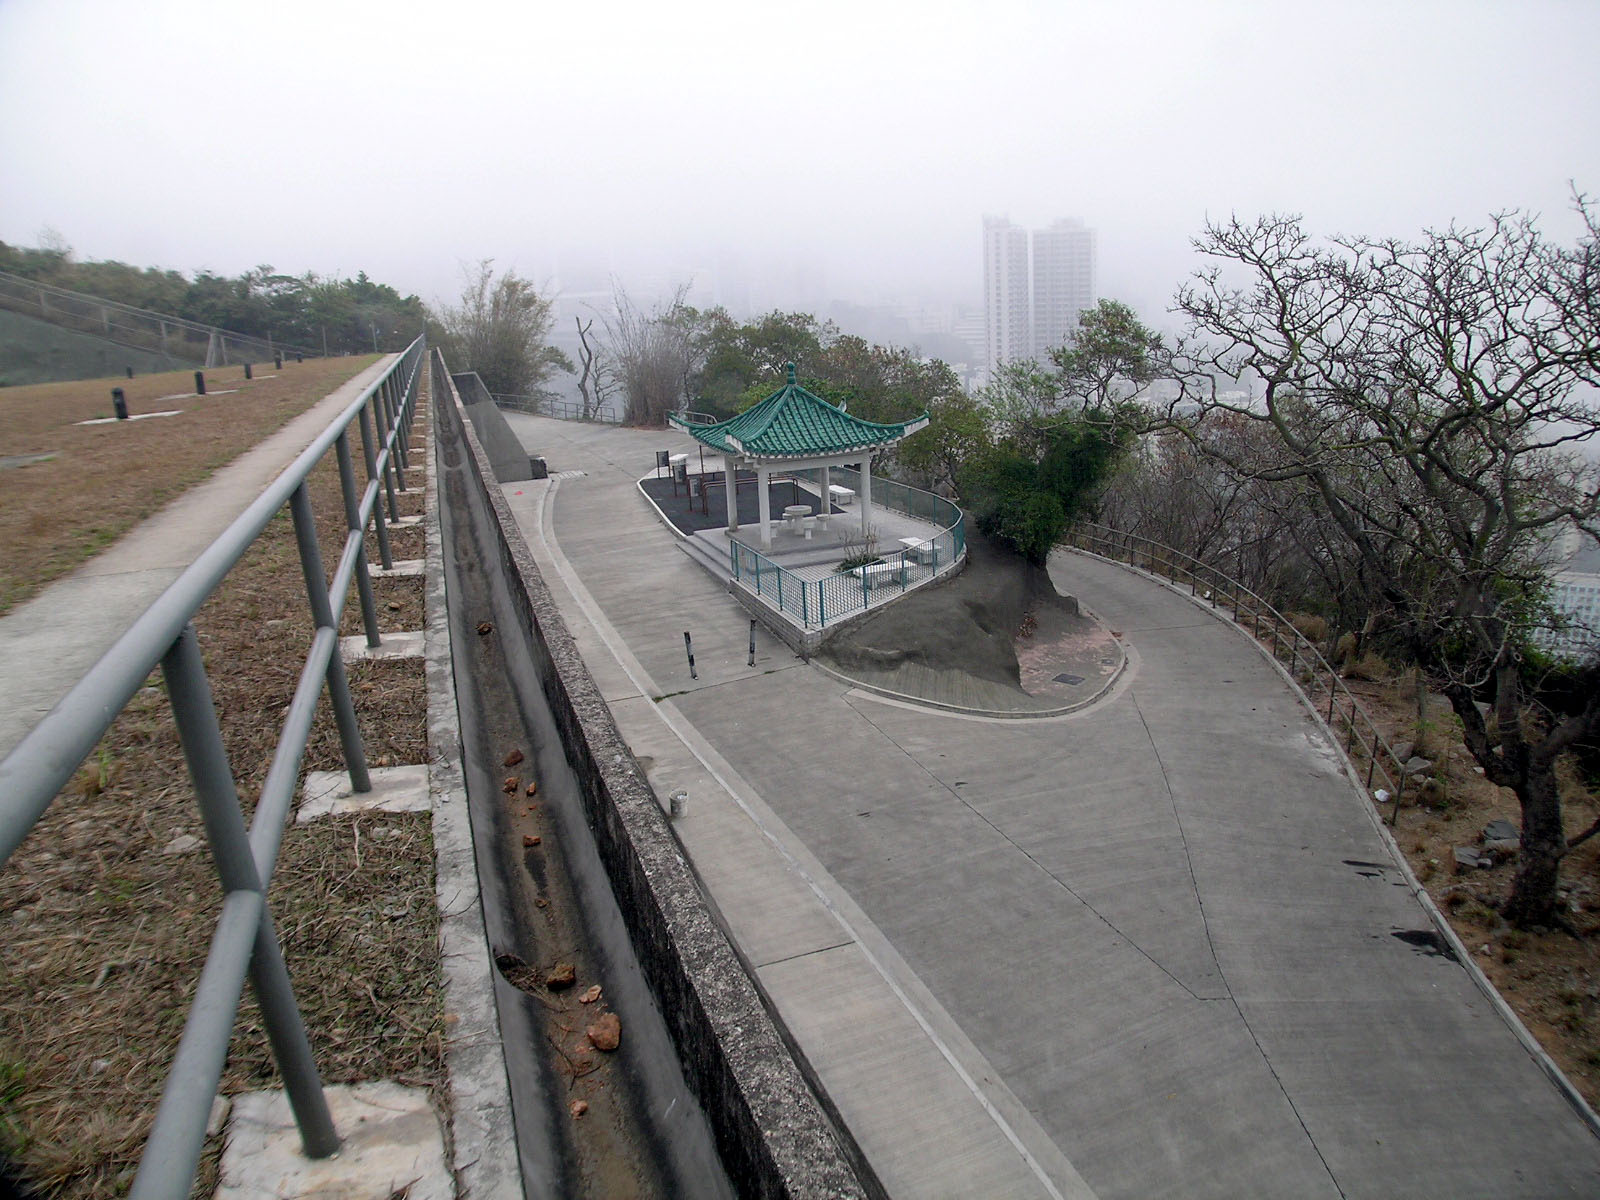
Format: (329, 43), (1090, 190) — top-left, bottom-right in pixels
(0, 368), (438, 1197)
(0, 356), (380, 615)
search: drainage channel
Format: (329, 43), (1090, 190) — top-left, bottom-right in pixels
(437, 429), (735, 1199)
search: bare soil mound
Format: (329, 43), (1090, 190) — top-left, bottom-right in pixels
(820, 524), (1085, 689)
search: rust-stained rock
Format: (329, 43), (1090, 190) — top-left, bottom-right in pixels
(503, 748), (525, 767)
(569, 1099), (588, 1118)
(502, 776), (519, 794)
(579, 984), (602, 1005)
(546, 963), (576, 990)
(587, 1011), (621, 1052)
(523, 834), (541, 847)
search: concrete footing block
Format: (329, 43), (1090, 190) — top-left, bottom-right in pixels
(298, 764), (430, 822)
(340, 629), (424, 662)
(369, 559), (424, 578)
(215, 1081), (449, 1200)
(389, 514), (422, 527)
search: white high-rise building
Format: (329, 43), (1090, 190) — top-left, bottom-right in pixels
(1031, 217), (1096, 359)
(983, 215), (1031, 373)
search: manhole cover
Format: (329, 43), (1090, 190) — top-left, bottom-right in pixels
(1053, 673), (1085, 685)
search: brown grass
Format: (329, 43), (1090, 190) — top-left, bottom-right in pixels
(1340, 676), (1600, 1109)
(0, 377), (438, 1197)
(0, 357), (380, 615)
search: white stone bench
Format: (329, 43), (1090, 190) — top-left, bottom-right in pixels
(899, 536), (936, 565)
(828, 484), (855, 506)
(850, 561), (907, 590)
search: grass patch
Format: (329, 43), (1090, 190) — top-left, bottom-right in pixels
(0, 384), (438, 1197)
(0, 356), (379, 615)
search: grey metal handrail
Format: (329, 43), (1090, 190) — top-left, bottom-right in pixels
(1067, 522), (1408, 820)
(0, 336), (426, 1196)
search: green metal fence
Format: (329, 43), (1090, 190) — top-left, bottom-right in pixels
(728, 471), (964, 629)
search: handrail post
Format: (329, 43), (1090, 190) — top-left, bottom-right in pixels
(371, 387), (401, 520)
(289, 483), (371, 793)
(155, 625), (339, 1170)
(336, 430), (383, 648)
(358, 404), (395, 569)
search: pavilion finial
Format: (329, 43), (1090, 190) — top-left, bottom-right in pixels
(785, 361), (796, 385)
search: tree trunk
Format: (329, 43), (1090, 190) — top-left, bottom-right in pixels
(1504, 764), (1567, 929)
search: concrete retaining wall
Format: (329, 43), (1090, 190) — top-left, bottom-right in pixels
(435, 369), (878, 1200)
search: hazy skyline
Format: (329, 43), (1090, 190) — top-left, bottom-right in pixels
(3, 0), (1597, 333)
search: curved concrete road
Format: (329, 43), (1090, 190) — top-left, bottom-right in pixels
(502, 414), (1600, 1199)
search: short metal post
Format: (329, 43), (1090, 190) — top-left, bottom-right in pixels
(684, 631), (697, 679)
(357, 405), (394, 569)
(126, 365), (134, 378)
(275, 353), (283, 369)
(112, 387), (128, 420)
(244, 362), (253, 380)
(296, 352), (303, 363)
(748, 619), (756, 667)
(159, 625), (339, 1160)
(336, 431), (382, 648)
(194, 370), (206, 395)
(289, 483), (371, 792)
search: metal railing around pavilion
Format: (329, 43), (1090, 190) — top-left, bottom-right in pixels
(0, 338), (425, 1197)
(727, 467), (965, 629)
(1066, 522), (1410, 821)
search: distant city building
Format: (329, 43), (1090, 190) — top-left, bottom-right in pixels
(1532, 526), (1600, 662)
(983, 215), (1031, 374)
(1031, 217), (1096, 359)
(981, 214), (1098, 378)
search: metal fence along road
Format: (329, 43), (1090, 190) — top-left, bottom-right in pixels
(493, 391), (621, 424)
(1068, 521), (1411, 819)
(0, 337), (425, 1197)
(0, 269), (320, 367)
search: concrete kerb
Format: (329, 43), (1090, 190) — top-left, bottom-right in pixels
(444, 388), (878, 1198)
(1065, 545), (1600, 1141)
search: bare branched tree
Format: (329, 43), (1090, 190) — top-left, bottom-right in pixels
(1164, 203), (1600, 927)
(604, 284), (702, 427)
(573, 315), (616, 419)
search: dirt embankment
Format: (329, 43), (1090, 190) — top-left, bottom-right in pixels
(821, 525), (1081, 688)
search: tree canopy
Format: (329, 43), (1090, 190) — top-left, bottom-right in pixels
(1165, 204), (1600, 927)
(0, 237), (427, 354)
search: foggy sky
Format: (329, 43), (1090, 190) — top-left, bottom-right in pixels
(2, 0), (1597, 330)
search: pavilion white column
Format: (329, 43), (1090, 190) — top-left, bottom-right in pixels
(756, 463), (772, 549)
(859, 456), (873, 537)
(820, 464), (831, 517)
(724, 457), (739, 532)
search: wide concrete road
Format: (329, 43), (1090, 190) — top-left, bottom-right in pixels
(504, 415), (1600, 1199)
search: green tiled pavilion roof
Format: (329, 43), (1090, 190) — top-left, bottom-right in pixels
(669, 364), (928, 460)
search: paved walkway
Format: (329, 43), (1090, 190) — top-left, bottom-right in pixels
(505, 413), (1600, 1200)
(0, 356), (396, 760)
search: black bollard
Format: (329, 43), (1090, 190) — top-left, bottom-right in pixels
(244, 362), (253, 380)
(748, 618), (756, 667)
(295, 353), (303, 364)
(683, 630), (697, 679)
(274, 353), (283, 370)
(194, 370), (206, 396)
(125, 366), (134, 378)
(111, 387), (128, 420)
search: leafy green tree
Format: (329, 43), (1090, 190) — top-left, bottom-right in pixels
(961, 407), (1139, 563)
(433, 261), (571, 397)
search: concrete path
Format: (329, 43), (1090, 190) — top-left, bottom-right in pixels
(0, 356), (395, 760)
(505, 413), (1600, 1200)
